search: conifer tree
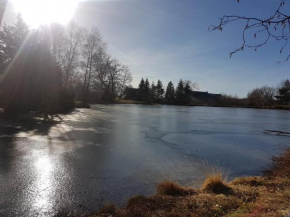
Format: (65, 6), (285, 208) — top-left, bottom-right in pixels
(138, 78), (145, 101)
(150, 81), (157, 103)
(0, 14), (29, 74)
(144, 78), (150, 102)
(165, 81), (175, 104)
(177, 79), (184, 91)
(156, 79), (165, 103)
(183, 80), (192, 105)
(184, 81), (191, 95)
(144, 78), (150, 93)
(175, 79), (186, 105)
(276, 79), (290, 105)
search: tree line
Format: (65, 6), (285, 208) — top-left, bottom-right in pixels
(218, 79), (290, 108)
(133, 77), (290, 108)
(0, 15), (133, 114)
(135, 78), (198, 105)
(247, 79), (290, 107)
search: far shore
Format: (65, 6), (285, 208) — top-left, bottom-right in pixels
(114, 99), (290, 111)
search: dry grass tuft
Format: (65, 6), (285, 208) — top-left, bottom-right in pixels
(156, 181), (194, 196)
(264, 149), (290, 178)
(201, 173), (232, 194)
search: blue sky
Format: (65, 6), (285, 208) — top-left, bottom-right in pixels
(3, 0), (290, 97)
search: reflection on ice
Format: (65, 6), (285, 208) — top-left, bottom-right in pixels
(32, 155), (55, 215)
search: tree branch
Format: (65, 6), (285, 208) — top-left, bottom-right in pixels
(209, 0), (290, 63)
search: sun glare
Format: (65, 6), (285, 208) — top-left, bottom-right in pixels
(10, 0), (81, 28)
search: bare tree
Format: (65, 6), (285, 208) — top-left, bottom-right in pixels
(62, 21), (84, 88)
(117, 66), (133, 97)
(247, 86), (275, 107)
(107, 58), (123, 100)
(184, 79), (199, 91)
(209, 0), (290, 62)
(81, 27), (105, 103)
(94, 50), (111, 91)
(49, 23), (66, 64)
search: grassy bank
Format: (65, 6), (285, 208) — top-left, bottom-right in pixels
(86, 149), (290, 217)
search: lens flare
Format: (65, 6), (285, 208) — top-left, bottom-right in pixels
(10, 0), (81, 27)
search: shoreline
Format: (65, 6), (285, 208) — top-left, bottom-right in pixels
(1, 101), (289, 115)
(85, 149), (290, 217)
(115, 100), (290, 111)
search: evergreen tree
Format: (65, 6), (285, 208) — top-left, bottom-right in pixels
(156, 79), (164, 103)
(184, 81), (191, 95)
(175, 79), (186, 105)
(138, 78), (145, 101)
(183, 80), (192, 104)
(0, 14), (29, 74)
(276, 79), (290, 105)
(144, 78), (150, 93)
(165, 81), (175, 104)
(144, 78), (150, 102)
(0, 31), (65, 114)
(177, 79), (184, 91)
(150, 81), (157, 103)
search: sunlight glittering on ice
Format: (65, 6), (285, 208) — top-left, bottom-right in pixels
(31, 155), (55, 214)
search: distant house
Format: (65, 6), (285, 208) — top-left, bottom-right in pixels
(122, 87), (139, 100)
(189, 91), (221, 104)
(122, 87), (221, 104)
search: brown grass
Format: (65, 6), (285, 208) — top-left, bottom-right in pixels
(116, 99), (147, 105)
(231, 176), (266, 186)
(264, 149), (290, 178)
(201, 173), (232, 194)
(84, 149), (290, 217)
(124, 196), (157, 217)
(156, 181), (195, 196)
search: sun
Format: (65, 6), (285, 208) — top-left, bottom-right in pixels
(10, 0), (81, 28)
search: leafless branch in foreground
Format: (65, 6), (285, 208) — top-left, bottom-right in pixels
(209, 0), (290, 63)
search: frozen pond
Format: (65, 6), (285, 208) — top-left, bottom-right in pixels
(1, 104), (290, 216)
